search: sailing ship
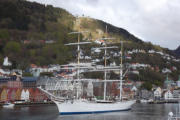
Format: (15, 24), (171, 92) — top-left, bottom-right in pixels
(38, 29), (135, 115)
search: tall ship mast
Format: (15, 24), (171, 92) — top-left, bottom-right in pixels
(65, 31), (91, 98)
(38, 27), (136, 115)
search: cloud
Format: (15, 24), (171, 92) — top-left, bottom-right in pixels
(28, 0), (180, 49)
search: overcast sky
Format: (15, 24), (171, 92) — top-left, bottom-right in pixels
(28, 0), (180, 50)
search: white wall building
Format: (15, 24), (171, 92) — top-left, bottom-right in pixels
(164, 90), (173, 100)
(21, 89), (30, 101)
(3, 57), (12, 66)
(154, 87), (162, 99)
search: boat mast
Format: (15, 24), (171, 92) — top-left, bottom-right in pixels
(77, 33), (80, 98)
(119, 41), (123, 101)
(103, 41), (107, 101)
(66, 31), (90, 98)
(103, 26), (108, 101)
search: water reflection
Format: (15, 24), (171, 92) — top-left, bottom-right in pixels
(0, 103), (179, 120)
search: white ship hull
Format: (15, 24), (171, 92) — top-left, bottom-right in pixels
(53, 100), (135, 115)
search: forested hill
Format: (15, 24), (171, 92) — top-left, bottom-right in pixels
(0, 0), (176, 69)
(1, 0), (180, 89)
(0, 0), (145, 68)
(0, 0), (75, 68)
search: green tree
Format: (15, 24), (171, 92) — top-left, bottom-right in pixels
(141, 82), (152, 91)
(40, 72), (53, 77)
(3, 41), (21, 55)
(0, 29), (10, 39)
(23, 72), (33, 77)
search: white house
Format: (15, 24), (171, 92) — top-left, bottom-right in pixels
(173, 90), (180, 99)
(3, 57), (12, 66)
(164, 90), (173, 100)
(21, 89), (29, 101)
(131, 85), (138, 96)
(25, 90), (30, 101)
(154, 87), (162, 99)
(0, 69), (11, 75)
(21, 89), (26, 100)
(162, 68), (172, 74)
(148, 50), (156, 54)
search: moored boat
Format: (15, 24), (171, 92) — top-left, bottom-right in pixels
(39, 28), (136, 115)
(54, 99), (135, 115)
(3, 102), (14, 108)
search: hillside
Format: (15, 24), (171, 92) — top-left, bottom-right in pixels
(0, 0), (151, 69)
(0, 0), (75, 68)
(0, 0), (180, 89)
(174, 46), (180, 56)
(74, 17), (142, 43)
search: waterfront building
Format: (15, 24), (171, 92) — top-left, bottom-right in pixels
(0, 69), (11, 75)
(7, 76), (22, 88)
(15, 88), (21, 100)
(131, 86), (138, 92)
(0, 88), (8, 102)
(153, 87), (162, 100)
(34, 89), (46, 102)
(173, 89), (180, 99)
(10, 89), (16, 101)
(131, 85), (138, 97)
(164, 90), (173, 100)
(25, 89), (30, 101)
(122, 88), (135, 100)
(140, 89), (153, 99)
(7, 89), (13, 101)
(0, 78), (8, 88)
(0, 75), (49, 102)
(22, 77), (38, 88)
(21, 89), (30, 101)
(29, 88), (35, 101)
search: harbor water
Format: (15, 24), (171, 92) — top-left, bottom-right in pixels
(0, 103), (179, 120)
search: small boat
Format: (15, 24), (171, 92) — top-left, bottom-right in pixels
(3, 102), (15, 108)
(167, 111), (180, 120)
(168, 102), (180, 120)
